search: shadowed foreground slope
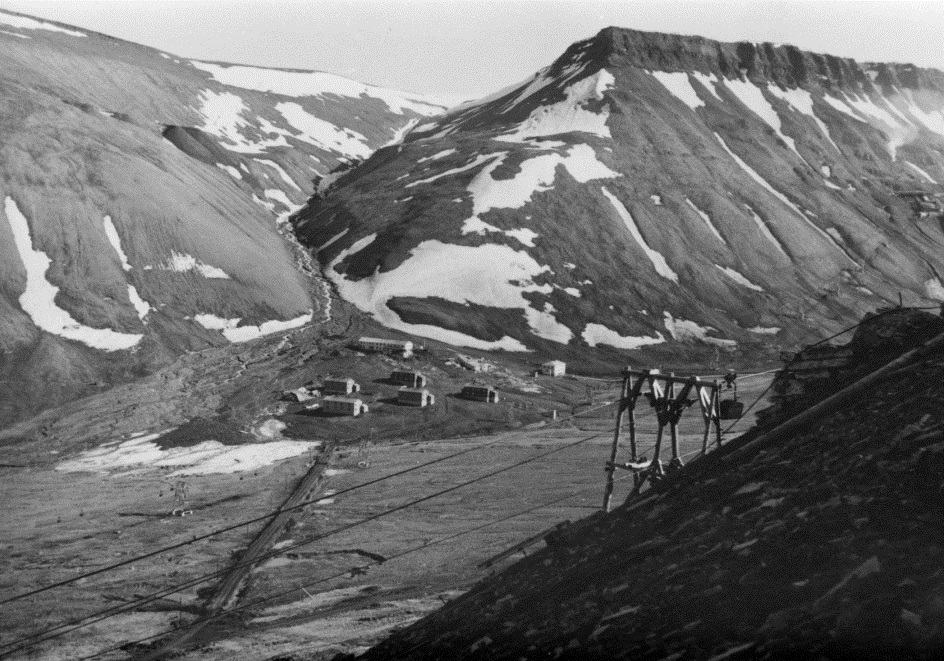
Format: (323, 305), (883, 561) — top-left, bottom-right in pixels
(358, 310), (944, 660)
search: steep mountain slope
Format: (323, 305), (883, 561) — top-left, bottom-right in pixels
(0, 8), (445, 427)
(297, 27), (944, 363)
(361, 310), (944, 660)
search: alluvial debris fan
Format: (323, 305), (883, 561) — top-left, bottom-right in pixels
(356, 308), (944, 660)
(0, 8), (444, 427)
(299, 26), (944, 362)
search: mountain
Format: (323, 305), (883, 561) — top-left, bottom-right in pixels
(359, 309), (944, 660)
(0, 8), (445, 427)
(296, 27), (944, 365)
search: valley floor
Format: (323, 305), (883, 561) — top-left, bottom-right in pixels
(0, 375), (772, 660)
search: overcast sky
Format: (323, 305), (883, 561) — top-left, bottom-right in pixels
(2, 0), (943, 103)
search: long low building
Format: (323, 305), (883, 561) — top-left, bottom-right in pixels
(398, 387), (435, 407)
(391, 370), (426, 388)
(354, 337), (414, 358)
(323, 378), (361, 395)
(321, 396), (368, 416)
(461, 385), (499, 403)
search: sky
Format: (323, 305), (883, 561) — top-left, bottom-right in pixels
(2, 0), (943, 103)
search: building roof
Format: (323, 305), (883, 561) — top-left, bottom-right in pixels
(358, 336), (413, 345)
(542, 359), (566, 366)
(398, 387), (431, 394)
(322, 395), (363, 404)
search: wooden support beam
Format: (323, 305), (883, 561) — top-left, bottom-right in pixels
(603, 369), (648, 512)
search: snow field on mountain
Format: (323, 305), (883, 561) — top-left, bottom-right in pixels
(4, 198), (142, 351)
(0, 9), (86, 37)
(926, 278), (944, 301)
(417, 149), (457, 163)
(685, 198), (727, 244)
(723, 78), (800, 157)
(255, 158), (301, 191)
(406, 154), (497, 188)
(102, 216), (131, 271)
(765, 85), (842, 154)
(496, 69), (615, 142)
(462, 216), (540, 247)
(691, 72), (723, 101)
(581, 323), (666, 349)
(328, 235), (574, 350)
(714, 133), (853, 261)
(899, 90), (944, 137)
(747, 326), (781, 335)
(602, 187), (679, 283)
(715, 264), (764, 291)
(264, 188), (295, 210)
(197, 90), (260, 153)
(744, 204), (790, 257)
(160, 252), (230, 279)
(276, 101), (372, 159)
(194, 310), (313, 343)
(102, 216), (152, 321)
(55, 430), (320, 476)
(217, 163), (242, 179)
(650, 71), (705, 110)
(190, 60), (443, 116)
(905, 161), (938, 184)
(663, 311), (736, 347)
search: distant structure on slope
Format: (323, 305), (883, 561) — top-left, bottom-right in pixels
(323, 378), (361, 395)
(456, 354), (494, 372)
(321, 395), (368, 416)
(281, 387), (318, 402)
(397, 387), (435, 407)
(461, 385), (500, 403)
(355, 337), (414, 358)
(540, 360), (567, 377)
(390, 370), (426, 388)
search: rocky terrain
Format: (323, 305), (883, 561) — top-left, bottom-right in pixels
(0, 8), (445, 427)
(358, 308), (944, 660)
(298, 27), (944, 367)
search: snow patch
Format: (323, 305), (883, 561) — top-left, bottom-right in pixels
(127, 286), (152, 321)
(0, 29), (29, 39)
(650, 195), (662, 205)
(194, 311), (313, 342)
(190, 60), (443, 115)
(276, 102), (372, 159)
(691, 72), (723, 102)
(905, 161), (938, 184)
(744, 204), (789, 258)
(4, 197), (142, 351)
(102, 216), (132, 272)
(724, 79), (799, 156)
(602, 187), (678, 283)
(406, 154), (496, 188)
(663, 311), (736, 347)
(686, 198), (727, 244)
(255, 159), (301, 191)
(925, 278), (944, 302)
(217, 163), (242, 179)
(56, 433), (319, 476)
(715, 265), (764, 291)
(328, 236), (563, 350)
(417, 149), (457, 163)
(0, 10), (86, 37)
(651, 71), (704, 110)
(766, 85), (841, 153)
(582, 323), (666, 349)
(161, 252), (230, 279)
(264, 188), (295, 210)
(496, 69), (615, 142)
(747, 326), (781, 335)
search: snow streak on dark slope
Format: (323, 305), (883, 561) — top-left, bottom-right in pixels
(297, 27), (944, 363)
(0, 8), (445, 428)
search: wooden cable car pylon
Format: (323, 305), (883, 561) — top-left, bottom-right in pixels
(602, 367), (723, 512)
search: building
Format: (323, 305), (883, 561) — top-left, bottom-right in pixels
(321, 396), (368, 416)
(541, 360), (567, 377)
(456, 354), (493, 372)
(390, 370), (426, 388)
(323, 378), (361, 395)
(461, 385), (500, 403)
(354, 337), (414, 358)
(397, 387), (435, 407)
